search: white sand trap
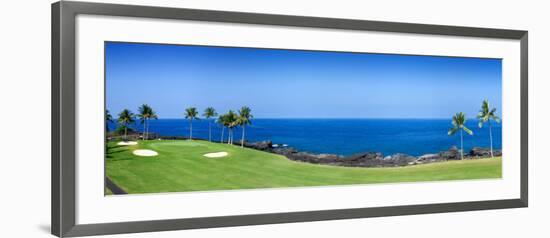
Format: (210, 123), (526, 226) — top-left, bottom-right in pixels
(118, 141), (138, 146)
(203, 152), (228, 158)
(133, 149), (158, 157)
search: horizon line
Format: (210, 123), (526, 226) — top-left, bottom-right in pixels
(134, 117), (465, 120)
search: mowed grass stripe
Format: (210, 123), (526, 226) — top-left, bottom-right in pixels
(106, 140), (501, 194)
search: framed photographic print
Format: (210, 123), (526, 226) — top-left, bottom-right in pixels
(52, 1), (528, 237)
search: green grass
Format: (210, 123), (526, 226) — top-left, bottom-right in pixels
(106, 140), (502, 194)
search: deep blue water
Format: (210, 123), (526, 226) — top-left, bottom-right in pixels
(108, 119), (502, 157)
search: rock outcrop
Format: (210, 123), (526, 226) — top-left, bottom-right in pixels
(243, 140), (498, 168)
(469, 147), (502, 157)
(439, 146), (460, 160)
(245, 140), (273, 151)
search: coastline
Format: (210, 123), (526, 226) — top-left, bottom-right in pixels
(242, 140), (502, 168)
(108, 132), (501, 168)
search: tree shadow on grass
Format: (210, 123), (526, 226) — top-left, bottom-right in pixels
(107, 149), (126, 155)
(106, 144), (131, 160)
(106, 148), (133, 161)
(108, 144), (126, 149)
(107, 156), (134, 162)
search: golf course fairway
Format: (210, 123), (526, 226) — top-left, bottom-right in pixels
(106, 140), (502, 194)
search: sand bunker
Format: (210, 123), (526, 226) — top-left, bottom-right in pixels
(133, 149), (158, 157)
(118, 141), (138, 146)
(203, 152), (228, 158)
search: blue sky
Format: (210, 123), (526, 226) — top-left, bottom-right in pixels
(106, 42), (502, 119)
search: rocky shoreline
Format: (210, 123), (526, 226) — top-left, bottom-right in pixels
(109, 134), (501, 168)
(242, 140), (501, 168)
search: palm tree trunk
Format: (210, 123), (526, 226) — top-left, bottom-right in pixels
(460, 129), (464, 160)
(146, 119), (149, 140)
(208, 121), (212, 142)
(124, 125), (128, 141)
(241, 125), (245, 147)
(189, 120), (192, 140)
(142, 120), (146, 140)
(489, 120), (494, 158)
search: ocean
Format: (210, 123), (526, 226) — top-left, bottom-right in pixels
(109, 119), (502, 157)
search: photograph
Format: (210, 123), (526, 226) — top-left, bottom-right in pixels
(104, 41), (503, 195)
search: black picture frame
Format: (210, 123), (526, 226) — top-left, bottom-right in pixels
(52, 1), (528, 237)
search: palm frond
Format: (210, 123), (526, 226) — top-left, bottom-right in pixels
(185, 107), (199, 120)
(150, 109), (158, 120)
(105, 110), (113, 123)
(462, 126), (473, 135)
(449, 112), (473, 136)
(117, 109), (135, 124)
(238, 106), (253, 126)
(448, 126), (458, 135)
(137, 104), (156, 124)
(476, 111), (484, 119)
(203, 107), (217, 119)
(478, 99), (501, 128)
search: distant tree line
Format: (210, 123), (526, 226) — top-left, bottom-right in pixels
(106, 105), (253, 147)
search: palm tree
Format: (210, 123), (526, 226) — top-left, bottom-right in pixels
(203, 107), (218, 142)
(105, 110), (113, 132)
(117, 109), (135, 141)
(448, 112), (473, 160)
(477, 100), (500, 158)
(217, 114), (227, 143)
(146, 108), (158, 140)
(226, 110), (238, 145)
(138, 105), (149, 140)
(138, 104), (157, 140)
(238, 106), (253, 147)
(184, 107), (199, 140)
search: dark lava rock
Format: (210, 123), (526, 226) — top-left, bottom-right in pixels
(317, 154), (342, 163)
(469, 147), (502, 157)
(287, 152), (325, 163)
(245, 140), (273, 151)
(469, 147), (491, 157)
(417, 153), (445, 163)
(245, 140), (498, 168)
(273, 147), (298, 155)
(383, 153), (417, 166)
(340, 152), (384, 167)
(440, 146), (460, 160)
(346, 152), (383, 162)
(159, 135), (189, 140)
